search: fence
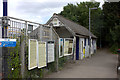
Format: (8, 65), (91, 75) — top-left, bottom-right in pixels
(0, 16), (41, 78)
(0, 16), (74, 79)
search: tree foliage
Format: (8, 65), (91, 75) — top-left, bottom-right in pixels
(8, 40), (21, 78)
(102, 2), (120, 47)
(59, 1), (120, 50)
(60, 2), (103, 47)
(60, 2), (101, 28)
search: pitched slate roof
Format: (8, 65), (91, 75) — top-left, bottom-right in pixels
(46, 13), (97, 38)
(53, 27), (74, 38)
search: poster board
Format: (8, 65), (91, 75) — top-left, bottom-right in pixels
(38, 41), (47, 68)
(59, 38), (64, 58)
(28, 39), (37, 70)
(64, 38), (73, 56)
(47, 41), (55, 63)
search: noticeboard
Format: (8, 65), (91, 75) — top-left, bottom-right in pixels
(38, 41), (47, 68)
(28, 39), (37, 70)
(47, 41), (55, 63)
(64, 38), (73, 56)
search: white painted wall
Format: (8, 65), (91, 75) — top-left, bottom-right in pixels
(93, 39), (97, 53)
(85, 38), (89, 57)
(95, 40), (97, 51)
(91, 39), (97, 54)
(79, 38), (96, 59)
(91, 39), (94, 54)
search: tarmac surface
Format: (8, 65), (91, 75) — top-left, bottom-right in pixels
(45, 49), (118, 78)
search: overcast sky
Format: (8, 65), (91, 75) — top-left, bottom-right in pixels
(0, 0), (104, 24)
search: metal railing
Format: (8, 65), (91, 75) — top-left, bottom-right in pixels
(7, 16), (41, 39)
(1, 16), (53, 41)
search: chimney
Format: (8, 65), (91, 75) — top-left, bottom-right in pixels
(53, 13), (57, 16)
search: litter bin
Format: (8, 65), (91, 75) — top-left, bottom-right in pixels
(117, 49), (120, 74)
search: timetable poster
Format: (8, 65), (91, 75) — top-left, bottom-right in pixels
(38, 41), (47, 68)
(28, 39), (37, 70)
(47, 41), (55, 63)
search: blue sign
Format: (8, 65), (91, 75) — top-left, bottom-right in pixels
(60, 38), (63, 41)
(0, 39), (16, 47)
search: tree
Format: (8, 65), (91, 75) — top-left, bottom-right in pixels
(60, 4), (77, 22)
(59, 1), (120, 51)
(60, 2), (103, 47)
(102, 2), (120, 47)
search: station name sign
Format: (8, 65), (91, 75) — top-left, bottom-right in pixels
(0, 39), (16, 47)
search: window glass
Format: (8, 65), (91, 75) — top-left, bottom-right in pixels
(53, 18), (57, 22)
(54, 23), (57, 25)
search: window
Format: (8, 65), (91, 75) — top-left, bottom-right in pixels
(53, 18), (57, 22)
(53, 18), (57, 25)
(43, 31), (47, 36)
(54, 23), (57, 25)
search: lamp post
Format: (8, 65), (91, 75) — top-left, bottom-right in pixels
(2, 0), (8, 79)
(89, 7), (97, 58)
(3, 0), (8, 38)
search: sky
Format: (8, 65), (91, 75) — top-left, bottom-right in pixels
(0, 0), (105, 24)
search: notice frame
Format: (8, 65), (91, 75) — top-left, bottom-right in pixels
(37, 41), (47, 68)
(47, 41), (55, 63)
(28, 39), (38, 70)
(64, 38), (74, 56)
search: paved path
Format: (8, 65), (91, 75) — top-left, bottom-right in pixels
(45, 49), (118, 78)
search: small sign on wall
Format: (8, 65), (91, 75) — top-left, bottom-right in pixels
(0, 39), (16, 47)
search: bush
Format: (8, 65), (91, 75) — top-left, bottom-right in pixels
(58, 57), (67, 70)
(47, 62), (56, 72)
(7, 40), (21, 78)
(110, 43), (120, 54)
